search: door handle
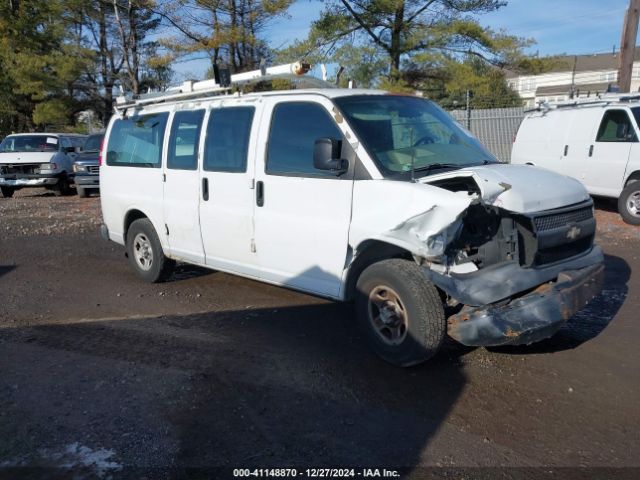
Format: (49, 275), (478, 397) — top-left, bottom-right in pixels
(564, 145), (569, 156)
(202, 177), (209, 201)
(256, 180), (264, 207)
(589, 145), (594, 157)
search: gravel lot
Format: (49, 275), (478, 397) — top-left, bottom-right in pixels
(0, 189), (639, 479)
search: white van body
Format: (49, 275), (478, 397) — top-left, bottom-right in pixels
(512, 98), (640, 223)
(100, 84), (604, 366)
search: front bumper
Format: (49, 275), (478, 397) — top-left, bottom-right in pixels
(447, 262), (604, 346)
(74, 174), (100, 187)
(0, 173), (60, 187)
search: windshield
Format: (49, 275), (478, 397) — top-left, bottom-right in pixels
(83, 134), (104, 152)
(0, 135), (60, 153)
(334, 95), (496, 176)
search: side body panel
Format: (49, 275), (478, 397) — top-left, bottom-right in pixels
(162, 108), (207, 264)
(100, 109), (169, 250)
(199, 99), (262, 277)
(251, 95), (355, 298)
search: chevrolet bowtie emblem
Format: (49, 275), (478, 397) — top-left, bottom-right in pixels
(567, 225), (582, 240)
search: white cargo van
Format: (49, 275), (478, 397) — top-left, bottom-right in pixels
(511, 95), (640, 224)
(100, 62), (604, 366)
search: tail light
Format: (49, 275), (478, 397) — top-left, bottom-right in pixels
(98, 139), (104, 166)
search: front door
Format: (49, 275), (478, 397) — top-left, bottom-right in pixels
(253, 97), (354, 298)
(586, 109), (635, 197)
(199, 105), (258, 276)
(163, 109), (206, 264)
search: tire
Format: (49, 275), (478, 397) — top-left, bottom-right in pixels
(77, 186), (88, 198)
(355, 258), (446, 367)
(1, 186), (14, 198)
(54, 176), (72, 196)
(126, 218), (175, 283)
(618, 181), (640, 225)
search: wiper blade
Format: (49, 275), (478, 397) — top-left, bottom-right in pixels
(414, 163), (460, 172)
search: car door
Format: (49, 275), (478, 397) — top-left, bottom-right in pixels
(163, 109), (206, 264)
(557, 108), (599, 182)
(199, 104), (259, 276)
(252, 97), (354, 298)
(585, 109), (636, 197)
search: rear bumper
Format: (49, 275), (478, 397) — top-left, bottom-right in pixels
(447, 262), (605, 347)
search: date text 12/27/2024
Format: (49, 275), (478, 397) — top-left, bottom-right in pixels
(233, 469), (401, 478)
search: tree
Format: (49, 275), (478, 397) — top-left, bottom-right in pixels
(112, 0), (163, 94)
(157, 0), (293, 74)
(0, 0), (93, 131)
(431, 57), (522, 108)
(285, 0), (531, 82)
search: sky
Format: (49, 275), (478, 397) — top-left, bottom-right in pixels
(172, 0), (634, 80)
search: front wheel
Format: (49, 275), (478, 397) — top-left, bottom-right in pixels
(618, 181), (640, 225)
(54, 176), (73, 196)
(355, 259), (446, 367)
(1, 186), (14, 198)
(126, 218), (175, 283)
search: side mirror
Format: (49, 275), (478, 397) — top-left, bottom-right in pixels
(313, 138), (348, 175)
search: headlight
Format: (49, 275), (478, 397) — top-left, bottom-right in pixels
(40, 163), (57, 171)
(73, 164), (87, 173)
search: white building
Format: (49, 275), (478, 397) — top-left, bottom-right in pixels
(507, 50), (640, 108)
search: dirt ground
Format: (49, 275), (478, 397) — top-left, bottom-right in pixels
(0, 190), (639, 480)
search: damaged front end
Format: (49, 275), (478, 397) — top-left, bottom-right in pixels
(417, 177), (605, 347)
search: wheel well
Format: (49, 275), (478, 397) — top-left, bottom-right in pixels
(123, 209), (147, 242)
(625, 171), (640, 186)
(344, 240), (413, 301)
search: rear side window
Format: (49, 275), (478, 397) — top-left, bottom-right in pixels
(168, 110), (205, 170)
(596, 110), (637, 142)
(106, 113), (169, 167)
(266, 102), (342, 176)
(204, 107), (254, 172)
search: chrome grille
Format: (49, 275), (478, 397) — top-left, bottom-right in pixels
(87, 165), (100, 174)
(534, 207), (593, 231)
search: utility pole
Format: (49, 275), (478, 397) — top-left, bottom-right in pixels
(466, 90), (472, 130)
(619, 0), (640, 92)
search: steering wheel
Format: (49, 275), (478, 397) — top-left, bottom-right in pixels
(413, 135), (435, 146)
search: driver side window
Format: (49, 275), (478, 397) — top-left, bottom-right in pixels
(596, 110), (637, 143)
(266, 102), (342, 177)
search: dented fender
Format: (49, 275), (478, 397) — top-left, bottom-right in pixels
(348, 180), (474, 260)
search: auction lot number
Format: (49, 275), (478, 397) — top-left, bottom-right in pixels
(233, 469), (400, 478)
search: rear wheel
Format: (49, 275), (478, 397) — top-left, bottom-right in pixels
(618, 181), (640, 225)
(1, 186), (14, 198)
(126, 218), (174, 283)
(355, 259), (446, 367)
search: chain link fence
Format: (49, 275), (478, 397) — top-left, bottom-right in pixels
(447, 107), (525, 163)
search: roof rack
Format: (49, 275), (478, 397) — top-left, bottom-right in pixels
(528, 92), (640, 114)
(115, 60), (311, 111)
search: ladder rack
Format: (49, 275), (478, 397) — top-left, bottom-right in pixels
(529, 92), (640, 113)
(115, 61), (311, 111)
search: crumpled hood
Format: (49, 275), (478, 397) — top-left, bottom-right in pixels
(0, 151), (57, 164)
(422, 163), (590, 213)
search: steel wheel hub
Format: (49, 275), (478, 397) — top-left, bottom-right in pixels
(627, 190), (640, 217)
(133, 233), (154, 271)
(368, 286), (408, 346)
